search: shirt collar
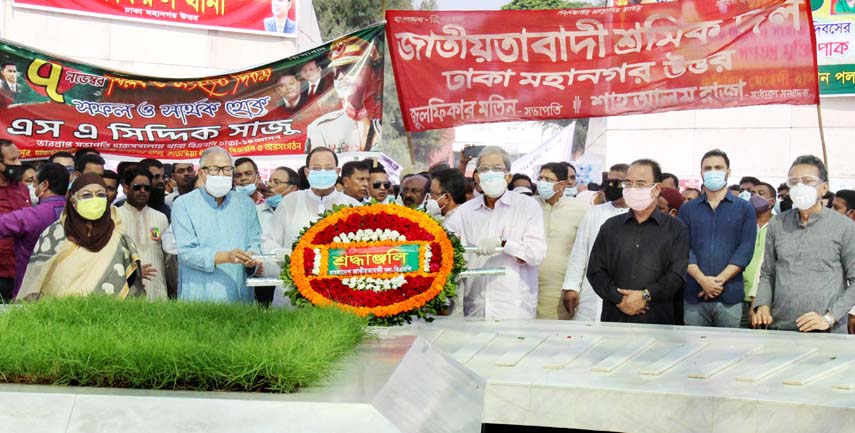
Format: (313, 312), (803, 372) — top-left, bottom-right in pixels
(622, 208), (667, 225)
(201, 188), (231, 208)
(702, 191), (735, 205)
(308, 188), (340, 202)
(475, 190), (514, 210)
(793, 206), (826, 228)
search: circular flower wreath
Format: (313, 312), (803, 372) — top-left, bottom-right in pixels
(282, 204), (466, 326)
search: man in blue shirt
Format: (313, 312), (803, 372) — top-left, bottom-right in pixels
(678, 149), (757, 328)
(171, 146), (262, 303)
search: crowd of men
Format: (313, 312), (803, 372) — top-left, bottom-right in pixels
(1, 139), (854, 334)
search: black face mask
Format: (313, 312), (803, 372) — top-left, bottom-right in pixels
(1, 163), (23, 182)
(780, 196), (793, 212)
(603, 181), (623, 202)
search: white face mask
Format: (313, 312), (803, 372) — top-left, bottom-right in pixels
(789, 183), (819, 211)
(479, 172), (507, 198)
(28, 184), (38, 205)
(423, 198), (442, 218)
(564, 186), (578, 198)
(205, 175), (233, 198)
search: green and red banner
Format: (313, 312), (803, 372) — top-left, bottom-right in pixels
(1, 24), (385, 160)
(327, 244), (420, 276)
(386, 0), (819, 132)
(13, 0), (298, 37)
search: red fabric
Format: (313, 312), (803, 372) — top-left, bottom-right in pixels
(386, 0), (819, 132)
(0, 182), (31, 279)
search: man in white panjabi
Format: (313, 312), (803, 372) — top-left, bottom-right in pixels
(117, 167), (169, 300)
(444, 146), (547, 319)
(561, 164), (630, 321)
(263, 147), (359, 264)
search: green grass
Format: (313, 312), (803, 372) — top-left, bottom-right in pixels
(0, 297), (367, 393)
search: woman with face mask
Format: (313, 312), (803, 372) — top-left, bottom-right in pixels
(16, 173), (146, 301)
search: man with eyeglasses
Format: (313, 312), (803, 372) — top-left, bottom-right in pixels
(165, 163), (196, 209)
(678, 149), (756, 328)
(753, 155), (855, 333)
(368, 163), (393, 204)
(340, 160), (371, 203)
(264, 147), (359, 259)
(534, 162), (589, 320)
(171, 146), (262, 303)
(587, 159), (689, 324)
(444, 146), (546, 319)
(117, 167), (169, 300)
(561, 163), (629, 322)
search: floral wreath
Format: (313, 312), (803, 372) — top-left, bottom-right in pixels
(282, 204), (466, 326)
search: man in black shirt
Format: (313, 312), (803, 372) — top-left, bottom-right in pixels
(587, 159), (689, 325)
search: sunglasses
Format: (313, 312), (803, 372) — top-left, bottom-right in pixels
(373, 181), (392, 189)
(131, 184), (151, 192)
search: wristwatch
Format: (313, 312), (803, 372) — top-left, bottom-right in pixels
(641, 289), (652, 304)
(823, 312), (835, 328)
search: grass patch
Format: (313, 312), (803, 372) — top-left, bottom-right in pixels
(0, 296), (367, 393)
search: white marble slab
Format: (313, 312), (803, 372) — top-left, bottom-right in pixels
(591, 337), (655, 373)
(736, 347), (818, 382)
(451, 332), (497, 364)
(495, 335), (547, 367)
(687, 343), (763, 379)
(783, 356), (853, 386)
(541, 336), (601, 370)
(640, 341), (708, 376)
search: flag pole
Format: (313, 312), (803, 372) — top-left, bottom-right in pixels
(816, 102), (829, 171)
(406, 132), (417, 166)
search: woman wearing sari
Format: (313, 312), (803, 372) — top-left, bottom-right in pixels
(16, 173), (146, 301)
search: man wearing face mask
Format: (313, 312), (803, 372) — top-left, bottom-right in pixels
(138, 158), (171, 222)
(754, 156), (855, 334)
(738, 176), (761, 202)
(561, 163), (630, 321)
(0, 163), (67, 299)
(678, 149), (756, 328)
(0, 139), (30, 301)
(739, 182), (776, 328)
(428, 168), (466, 221)
(560, 162), (580, 198)
(232, 157), (265, 205)
(171, 147), (262, 303)
(534, 162), (589, 320)
(444, 146), (546, 319)
(587, 159), (689, 324)
(264, 147), (359, 260)
(254, 166), (299, 306)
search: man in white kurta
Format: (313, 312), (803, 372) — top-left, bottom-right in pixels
(561, 201), (629, 321)
(263, 148), (360, 259)
(117, 168), (169, 300)
(534, 163), (590, 319)
(444, 146), (546, 319)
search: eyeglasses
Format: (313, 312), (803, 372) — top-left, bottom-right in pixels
(202, 166), (234, 176)
(786, 176), (823, 188)
(77, 192), (108, 200)
(476, 165), (508, 174)
(131, 184), (151, 192)
(268, 179), (294, 187)
(429, 191), (446, 200)
(372, 181), (392, 189)
(620, 181), (658, 189)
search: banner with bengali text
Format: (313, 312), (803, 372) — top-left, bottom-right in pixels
(386, 0), (819, 132)
(13, 0), (298, 37)
(1, 25), (385, 161)
(811, 0), (855, 94)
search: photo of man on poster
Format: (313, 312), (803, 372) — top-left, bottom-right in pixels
(263, 0), (296, 34)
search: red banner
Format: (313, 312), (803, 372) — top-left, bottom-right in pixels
(13, 0), (298, 37)
(1, 25), (385, 161)
(386, 0), (819, 132)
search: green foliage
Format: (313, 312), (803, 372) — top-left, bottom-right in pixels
(0, 297), (367, 393)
